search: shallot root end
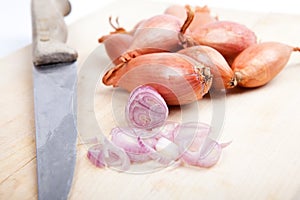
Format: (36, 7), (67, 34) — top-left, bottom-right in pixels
(234, 71), (243, 84)
(229, 77), (238, 88)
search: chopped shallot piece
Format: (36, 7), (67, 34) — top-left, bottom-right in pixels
(174, 122), (230, 168)
(87, 138), (131, 171)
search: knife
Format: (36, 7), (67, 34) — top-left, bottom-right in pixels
(31, 0), (78, 199)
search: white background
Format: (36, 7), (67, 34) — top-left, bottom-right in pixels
(0, 0), (299, 58)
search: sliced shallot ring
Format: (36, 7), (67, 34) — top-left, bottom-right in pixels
(125, 85), (169, 130)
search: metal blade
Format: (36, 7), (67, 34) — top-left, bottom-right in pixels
(33, 62), (77, 200)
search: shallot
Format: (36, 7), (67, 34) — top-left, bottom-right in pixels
(102, 52), (212, 105)
(106, 121), (229, 168)
(88, 83), (229, 170)
(101, 33), (133, 64)
(232, 42), (300, 88)
(87, 138), (131, 170)
(178, 45), (237, 89)
(188, 21), (257, 60)
(173, 122), (230, 168)
(110, 127), (157, 162)
(119, 6), (196, 63)
(98, 17), (133, 64)
(98, 16), (129, 42)
(119, 14), (184, 62)
(125, 85), (168, 130)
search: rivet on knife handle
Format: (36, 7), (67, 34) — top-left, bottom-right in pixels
(31, 0), (78, 66)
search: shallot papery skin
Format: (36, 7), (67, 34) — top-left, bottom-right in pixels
(164, 5), (218, 29)
(87, 138), (131, 170)
(100, 33), (133, 64)
(129, 19), (146, 35)
(189, 21), (257, 59)
(120, 14), (184, 62)
(178, 45), (237, 89)
(102, 52), (212, 105)
(232, 42), (299, 88)
(189, 5), (218, 32)
(125, 85), (169, 130)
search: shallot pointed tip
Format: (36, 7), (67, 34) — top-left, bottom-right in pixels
(293, 47), (300, 52)
(180, 5), (194, 34)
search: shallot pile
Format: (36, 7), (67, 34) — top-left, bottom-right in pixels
(87, 4), (299, 170)
(100, 4), (299, 102)
(88, 86), (229, 171)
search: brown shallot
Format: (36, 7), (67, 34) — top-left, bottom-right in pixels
(120, 5), (195, 63)
(232, 42), (300, 88)
(188, 21), (257, 60)
(98, 16), (129, 43)
(102, 52), (212, 105)
(120, 14), (188, 62)
(98, 17), (133, 64)
(178, 45), (237, 89)
(100, 33), (133, 64)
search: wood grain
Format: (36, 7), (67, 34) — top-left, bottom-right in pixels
(1, 1), (300, 199)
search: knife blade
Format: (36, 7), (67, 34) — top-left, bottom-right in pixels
(31, 0), (78, 199)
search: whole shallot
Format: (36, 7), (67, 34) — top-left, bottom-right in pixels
(188, 21), (257, 60)
(102, 52), (212, 105)
(232, 42), (300, 88)
(98, 16), (129, 42)
(120, 14), (184, 62)
(98, 17), (133, 64)
(120, 6), (195, 63)
(178, 45), (237, 89)
(100, 33), (133, 64)
(125, 85), (169, 130)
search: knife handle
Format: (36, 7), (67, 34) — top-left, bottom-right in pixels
(31, 0), (78, 66)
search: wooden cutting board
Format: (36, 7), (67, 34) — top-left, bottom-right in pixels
(1, 1), (300, 199)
